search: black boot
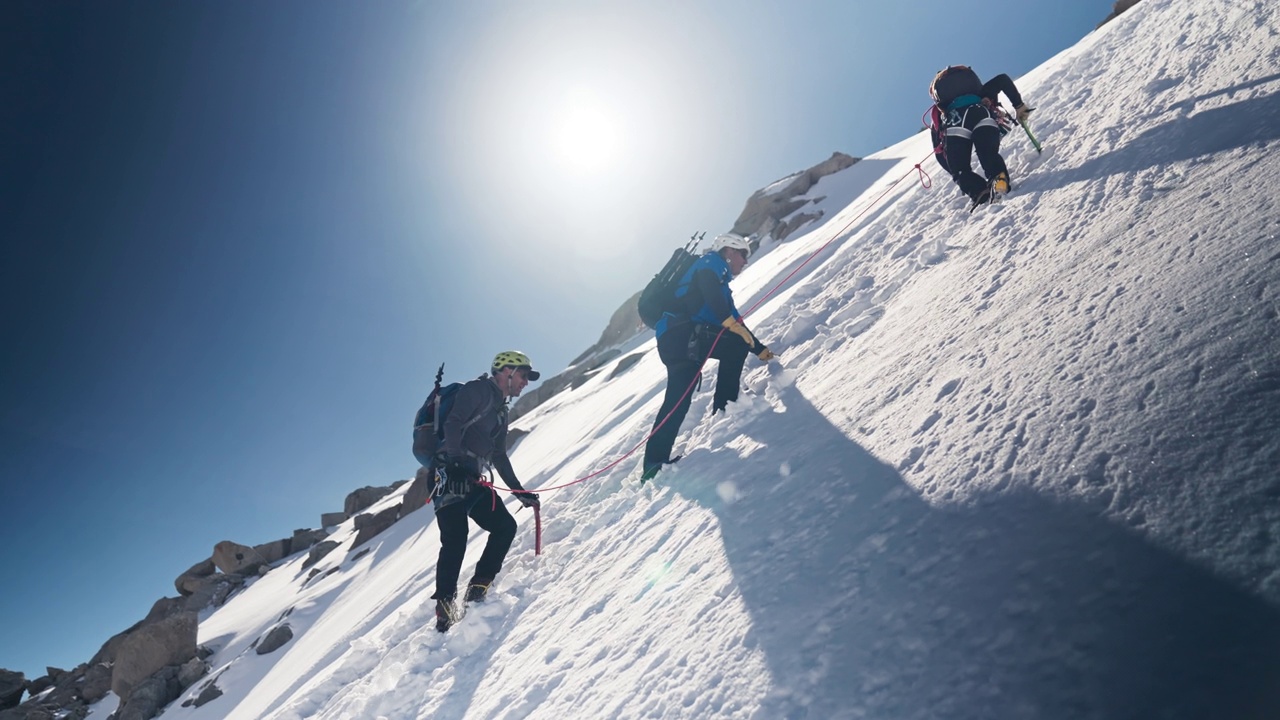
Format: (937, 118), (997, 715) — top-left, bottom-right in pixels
(435, 596), (460, 632)
(464, 576), (492, 604)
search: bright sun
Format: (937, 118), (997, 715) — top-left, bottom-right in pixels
(550, 94), (623, 174)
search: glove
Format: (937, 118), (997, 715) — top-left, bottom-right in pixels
(512, 489), (540, 509)
(721, 317), (755, 347)
(756, 347), (778, 362)
(1015, 103), (1034, 124)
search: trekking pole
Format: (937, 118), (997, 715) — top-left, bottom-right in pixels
(688, 230), (705, 252)
(533, 505), (543, 556)
(1020, 118), (1043, 154)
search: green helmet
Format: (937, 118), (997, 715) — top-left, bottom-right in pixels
(492, 350), (540, 381)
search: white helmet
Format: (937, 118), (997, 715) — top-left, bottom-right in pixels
(710, 233), (751, 258)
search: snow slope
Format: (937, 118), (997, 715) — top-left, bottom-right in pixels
(102, 1), (1280, 718)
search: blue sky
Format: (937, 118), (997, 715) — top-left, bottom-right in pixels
(0, 0), (1112, 680)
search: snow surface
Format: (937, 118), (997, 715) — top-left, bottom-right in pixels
(96, 1), (1280, 717)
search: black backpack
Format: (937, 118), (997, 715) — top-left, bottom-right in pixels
(637, 232), (703, 329)
(930, 65), (984, 110)
(412, 365), (490, 466)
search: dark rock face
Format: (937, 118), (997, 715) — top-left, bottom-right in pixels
(344, 486), (394, 516)
(111, 612), (197, 702)
(0, 671), (24, 709)
(255, 625), (294, 655)
(351, 506), (400, 548)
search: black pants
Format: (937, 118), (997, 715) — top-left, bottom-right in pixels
(643, 323), (750, 469)
(943, 104), (1008, 201)
(432, 487), (517, 599)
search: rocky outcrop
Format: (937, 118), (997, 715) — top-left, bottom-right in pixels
(212, 541), (269, 576)
(0, 670), (23, 709)
(1098, 0), (1141, 27)
(181, 573), (245, 611)
(400, 466), (436, 516)
(344, 486), (393, 516)
(303, 540), (341, 569)
(730, 152), (859, 243)
(320, 511), (348, 527)
(174, 558), (217, 596)
(80, 664), (111, 705)
(351, 506), (400, 548)
(111, 612), (197, 702)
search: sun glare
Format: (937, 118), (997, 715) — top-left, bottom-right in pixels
(550, 94), (623, 174)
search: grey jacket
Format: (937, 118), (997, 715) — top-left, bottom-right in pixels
(438, 375), (524, 494)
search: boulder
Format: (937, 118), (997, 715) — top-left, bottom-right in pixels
(23, 675), (52, 697)
(115, 666), (180, 720)
(320, 511), (347, 527)
(181, 573), (244, 612)
(176, 658), (206, 690)
(80, 664), (112, 704)
(302, 541), (340, 569)
(0, 670), (23, 709)
(351, 506), (400, 548)
(255, 625), (293, 655)
(252, 538), (291, 565)
(290, 528), (327, 553)
(399, 466), (436, 516)
(111, 612), (197, 702)
(173, 558), (217, 597)
(211, 540), (268, 575)
(191, 682), (222, 707)
(344, 486), (393, 516)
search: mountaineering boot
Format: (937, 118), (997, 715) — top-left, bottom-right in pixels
(639, 455), (682, 485)
(967, 186), (992, 213)
(992, 171), (1011, 195)
(435, 596), (461, 632)
(464, 576), (492, 604)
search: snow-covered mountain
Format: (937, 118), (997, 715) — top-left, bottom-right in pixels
(79, 0), (1280, 717)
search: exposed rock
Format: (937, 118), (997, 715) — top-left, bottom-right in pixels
(606, 352), (645, 380)
(255, 625), (293, 655)
(0, 670), (23, 709)
(320, 511), (348, 527)
(0, 707), (55, 720)
(176, 658), (206, 690)
(399, 466), (436, 517)
(1098, 0), (1142, 27)
(181, 573), (244, 612)
(344, 486), (393, 516)
(115, 666), (180, 720)
(191, 682), (222, 707)
(22, 675), (51, 698)
(173, 558), (216, 597)
(90, 625), (136, 668)
(290, 528), (328, 553)
(80, 663), (112, 704)
(212, 540), (269, 575)
(730, 152), (859, 243)
(111, 612), (197, 702)
(303, 541), (341, 569)
(141, 597), (191, 627)
(351, 506), (400, 548)
(252, 538), (292, 565)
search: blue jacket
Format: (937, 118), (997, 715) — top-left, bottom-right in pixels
(655, 251), (742, 338)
